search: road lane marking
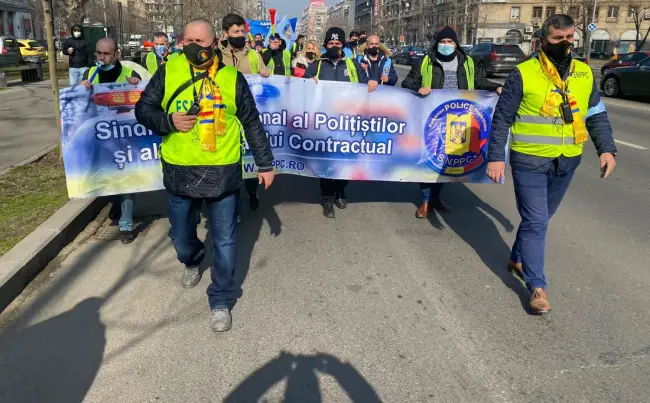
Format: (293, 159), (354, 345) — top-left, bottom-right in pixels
(614, 139), (648, 150)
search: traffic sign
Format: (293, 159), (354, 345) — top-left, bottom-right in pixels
(588, 23), (597, 32)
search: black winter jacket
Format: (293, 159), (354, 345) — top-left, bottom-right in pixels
(61, 25), (93, 68)
(302, 56), (368, 83)
(134, 61), (274, 199)
(402, 50), (500, 92)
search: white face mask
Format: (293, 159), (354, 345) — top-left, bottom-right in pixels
(73, 31), (81, 38)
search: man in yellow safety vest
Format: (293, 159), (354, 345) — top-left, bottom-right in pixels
(135, 19), (275, 332)
(261, 33), (292, 76)
(82, 37), (141, 244)
(487, 14), (617, 314)
(145, 32), (178, 75)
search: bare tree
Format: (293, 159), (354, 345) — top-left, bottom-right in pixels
(628, 3), (650, 50)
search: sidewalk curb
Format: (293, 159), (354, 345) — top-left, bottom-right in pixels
(0, 197), (107, 313)
(0, 143), (59, 177)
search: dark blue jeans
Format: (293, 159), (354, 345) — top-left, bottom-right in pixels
(419, 183), (444, 203)
(510, 159), (576, 291)
(167, 190), (239, 309)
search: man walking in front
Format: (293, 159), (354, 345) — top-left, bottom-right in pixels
(303, 27), (368, 219)
(135, 19), (275, 332)
(487, 14), (617, 314)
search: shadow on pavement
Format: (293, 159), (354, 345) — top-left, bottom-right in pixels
(432, 184), (530, 310)
(0, 298), (105, 403)
(224, 352), (382, 403)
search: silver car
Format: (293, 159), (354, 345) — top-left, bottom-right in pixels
(0, 36), (21, 67)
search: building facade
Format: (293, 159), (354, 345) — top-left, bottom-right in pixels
(328, 0), (353, 32)
(300, 0), (328, 42)
(0, 0), (36, 39)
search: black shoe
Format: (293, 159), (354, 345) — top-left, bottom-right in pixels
(120, 230), (136, 244)
(108, 203), (121, 222)
(322, 202), (336, 218)
(249, 193), (259, 211)
(334, 198), (348, 209)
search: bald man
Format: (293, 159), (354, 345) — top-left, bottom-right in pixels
(135, 19), (274, 332)
(358, 34), (398, 93)
(81, 38), (140, 88)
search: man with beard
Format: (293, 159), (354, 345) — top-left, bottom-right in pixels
(486, 14), (616, 314)
(261, 33), (292, 76)
(303, 27), (368, 219)
(402, 26), (501, 218)
(135, 18), (275, 332)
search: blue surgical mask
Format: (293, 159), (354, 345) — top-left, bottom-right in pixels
(437, 43), (456, 57)
(96, 60), (115, 71)
(154, 45), (167, 55)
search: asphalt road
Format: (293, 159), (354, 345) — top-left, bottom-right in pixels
(0, 80), (65, 175)
(1, 69), (649, 402)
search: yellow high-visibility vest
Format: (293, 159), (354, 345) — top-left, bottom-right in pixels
(88, 64), (133, 83)
(510, 57), (592, 158)
(160, 54), (241, 166)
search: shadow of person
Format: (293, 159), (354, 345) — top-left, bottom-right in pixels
(434, 184), (530, 310)
(0, 297), (106, 403)
(223, 351), (382, 403)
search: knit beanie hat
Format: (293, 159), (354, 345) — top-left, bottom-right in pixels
(434, 26), (460, 48)
(323, 27), (346, 47)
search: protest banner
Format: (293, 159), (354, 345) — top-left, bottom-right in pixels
(60, 76), (504, 199)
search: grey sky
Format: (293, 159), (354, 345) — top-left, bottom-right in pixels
(265, 0), (339, 21)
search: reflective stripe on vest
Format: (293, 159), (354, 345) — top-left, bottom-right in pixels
(88, 65), (133, 84)
(160, 54), (241, 167)
(266, 49), (291, 76)
(248, 51), (260, 74)
(316, 58), (359, 83)
(510, 57), (592, 158)
(420, 55), (474, 89)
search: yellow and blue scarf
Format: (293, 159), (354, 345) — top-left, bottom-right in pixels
(195, 61), (227, 152)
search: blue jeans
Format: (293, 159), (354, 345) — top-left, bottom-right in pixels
(69, 67), (88, 86)
(118, 194), (135, 232)
(167, 190), (239, 309)
(419, 183), (444, 203)
(510, 160), (575, 291)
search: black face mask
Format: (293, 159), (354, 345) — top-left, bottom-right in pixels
(359, 37), (367, 45)
(184, 42), (215, 66)
(543, 40), (573, 63)
(325, 46), (341, 59)
(227, 36), (246, 49)
(349, 40), (358, 48)
(306, 51), (316, 60)
(367, 47), (379, 56)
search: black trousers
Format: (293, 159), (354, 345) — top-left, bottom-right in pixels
(244, 178), (258, 196)
(320, 179), (348, 202)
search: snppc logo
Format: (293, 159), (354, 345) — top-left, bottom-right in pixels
(423, 100), (490, 176)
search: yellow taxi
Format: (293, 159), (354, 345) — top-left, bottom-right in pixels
(17, 39), (48, 63)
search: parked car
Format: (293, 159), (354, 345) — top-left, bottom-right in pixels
(391, 46), (426, 65)
(0, 36), (21, 67)
(601, 52), (650, 75)
(601, 57), (650, 97)
(460, 44), (473, 53)
(590, 51), (609, 59)
(17, 39), (48, 63)
(468, 43), (525, 77)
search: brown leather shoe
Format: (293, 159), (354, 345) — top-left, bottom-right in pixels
(431, 198), (451, 213)
(508, 260), (524, 278)
(416, 202), (429, 218)
(529, 288), (552, 314)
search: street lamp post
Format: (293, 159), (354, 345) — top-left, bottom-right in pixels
(174, 0), (184, 38)
(586, 0), (598, 64)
